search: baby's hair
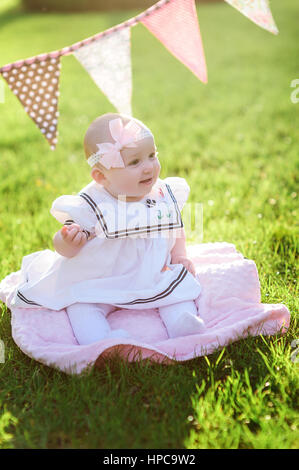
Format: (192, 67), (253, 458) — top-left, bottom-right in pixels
(83, 112), (153, 170)
(84, 113), (124, 168)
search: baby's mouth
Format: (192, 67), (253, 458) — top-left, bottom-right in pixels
(139, 177), (153, 185)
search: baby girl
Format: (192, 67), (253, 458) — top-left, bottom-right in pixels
(11, 112), (205, 344)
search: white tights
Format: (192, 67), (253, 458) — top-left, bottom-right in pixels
(159, 300), (206, 338)
(67, 300), (206, 345)
(66, 303), (129, 345)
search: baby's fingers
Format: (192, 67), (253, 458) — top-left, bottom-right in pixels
(189, 264), (196, 277)
(61, 223), (81, 237)
(185, 261), (196, 277)
(62, 226), (80, 242)
(72, 231), (87, 246)
(61, 226), (68, 238)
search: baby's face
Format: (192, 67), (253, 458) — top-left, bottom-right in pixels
(99, 136), (161, 201)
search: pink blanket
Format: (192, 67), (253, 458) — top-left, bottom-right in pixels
(0, 242), (290, 374)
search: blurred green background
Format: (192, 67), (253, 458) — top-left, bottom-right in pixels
(21, 0), (155, 11)
(21, 0), (220, 12)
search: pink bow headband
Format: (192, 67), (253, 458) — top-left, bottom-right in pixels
(87, 118), (154, 169)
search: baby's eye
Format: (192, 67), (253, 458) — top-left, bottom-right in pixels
(129, 159), (140, 166)
(150, 152), (158, 159)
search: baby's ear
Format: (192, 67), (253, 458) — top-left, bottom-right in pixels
(91, 167), (106, 184)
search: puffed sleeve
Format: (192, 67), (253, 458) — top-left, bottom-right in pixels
(50, 194), (97, 234)
(163, 177), (190, 211)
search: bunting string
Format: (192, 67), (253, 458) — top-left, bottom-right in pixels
(0, 0), (278, 150)
(0, 0), (172, 73)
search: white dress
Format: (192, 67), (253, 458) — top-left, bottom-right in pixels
(11, 177), (201, 311)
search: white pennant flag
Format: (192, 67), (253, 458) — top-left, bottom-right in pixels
(225, 0), (278, 35)
(74, 28), (132, 115)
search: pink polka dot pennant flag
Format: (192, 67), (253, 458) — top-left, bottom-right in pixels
(224, 0), (279, 35)
(140, 0), (207, 83)
(1, 56), (61, 150)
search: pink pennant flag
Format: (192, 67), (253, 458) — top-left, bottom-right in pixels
(1, 56), (61, 149)
(140, 0), (207, 83)
(224, 0), (278, 35)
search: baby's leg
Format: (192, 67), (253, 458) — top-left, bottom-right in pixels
(159, 300), (206, 338)
(66, 303), (129, 345)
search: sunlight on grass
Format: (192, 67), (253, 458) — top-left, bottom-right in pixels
(185, 338), (299, 449)
(0, 0), (20, 13)
(0, 408), (18, 448)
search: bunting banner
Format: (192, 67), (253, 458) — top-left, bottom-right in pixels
(141, 0), (207, 82)
(1, 56), (61, 149)
(224, 0), (279, 35)
(0, 0), (279, 150)
(74, 27), (132, 116)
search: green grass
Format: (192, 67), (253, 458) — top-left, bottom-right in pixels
(0, 0), (298, 449)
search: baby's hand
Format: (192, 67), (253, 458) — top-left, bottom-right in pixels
(171, 255), (196, 277)
(60, 223), (88, 248)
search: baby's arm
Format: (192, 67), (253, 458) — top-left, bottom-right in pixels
(53, 223), (88, 258)
(170, 227), (196, 276)
(171, 227), (187, 259)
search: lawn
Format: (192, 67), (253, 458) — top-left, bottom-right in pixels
(0, 0), (298, 449)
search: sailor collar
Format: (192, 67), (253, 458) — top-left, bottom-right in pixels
(79, 181), (183, 239)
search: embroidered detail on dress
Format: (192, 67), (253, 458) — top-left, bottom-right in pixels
(156, 209), (172, 220)
(145, 198), (156, 208)
(78, 183), (183, 239)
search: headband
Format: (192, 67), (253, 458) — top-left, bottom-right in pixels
(87, 117), (153, 169)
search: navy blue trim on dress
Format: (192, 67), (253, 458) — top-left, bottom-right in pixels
(78, 183), (183, 239)
(15, 267), (189, 308)
(116, 266), (188, 305)
(16, 290), (41, 306)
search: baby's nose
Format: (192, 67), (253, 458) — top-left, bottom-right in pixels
(143, 161), (153, 172)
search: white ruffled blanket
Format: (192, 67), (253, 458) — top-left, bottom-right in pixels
(0, 242), (290, 374)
